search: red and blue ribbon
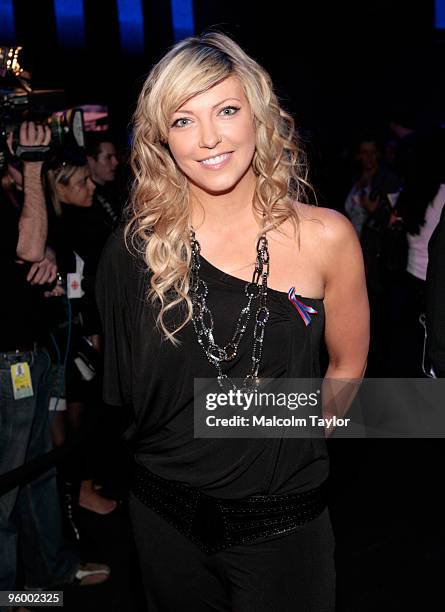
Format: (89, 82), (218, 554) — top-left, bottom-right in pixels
(288, 287), (318, 326)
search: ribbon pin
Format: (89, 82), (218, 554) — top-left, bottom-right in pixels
(288, 287), (318, 326)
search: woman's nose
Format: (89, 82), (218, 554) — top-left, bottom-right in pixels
(198, 121), (222, 149)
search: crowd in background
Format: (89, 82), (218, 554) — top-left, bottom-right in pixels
(339, 114), (445, 378)
(0, 125), (129, 604)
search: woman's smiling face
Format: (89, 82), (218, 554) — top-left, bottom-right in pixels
(167, 76), (256, 197)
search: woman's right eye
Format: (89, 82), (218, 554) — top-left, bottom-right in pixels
(171, 117), (191, 128)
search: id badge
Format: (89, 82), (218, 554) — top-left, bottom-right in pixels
(67, 272), (84, 299)
(10, 362), (34, 400)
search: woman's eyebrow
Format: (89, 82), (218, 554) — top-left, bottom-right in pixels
(174, 97), (242, 115)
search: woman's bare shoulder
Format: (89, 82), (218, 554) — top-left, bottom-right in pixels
(295, 203), (357, 246)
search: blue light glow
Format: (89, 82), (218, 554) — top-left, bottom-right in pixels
(116, 0), (144, 54)
(170, 0), (194, 42)
(436, 0), (445, 28)
(0, 0), (15, 43)
(54, 0), (85, 49)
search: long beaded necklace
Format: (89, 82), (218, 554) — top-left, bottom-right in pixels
(189, 229), (270, 391)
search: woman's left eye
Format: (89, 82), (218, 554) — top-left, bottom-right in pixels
(219, 106), (240, 117)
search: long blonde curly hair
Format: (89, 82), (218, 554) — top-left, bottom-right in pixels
(127, 32), (312, 344)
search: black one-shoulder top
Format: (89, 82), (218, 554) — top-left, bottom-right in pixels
(96, 228), (329, 499)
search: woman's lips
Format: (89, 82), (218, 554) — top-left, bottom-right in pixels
(198, 152), (233, 170)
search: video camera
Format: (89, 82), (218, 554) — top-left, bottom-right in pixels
(0, 46), (85, 169)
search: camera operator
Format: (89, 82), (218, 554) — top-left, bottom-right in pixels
(0, 122), (109, 595)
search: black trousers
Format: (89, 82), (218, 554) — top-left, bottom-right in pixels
(129, 492), (335, 612)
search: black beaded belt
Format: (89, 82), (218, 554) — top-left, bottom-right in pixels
(132, 462), (327, 554)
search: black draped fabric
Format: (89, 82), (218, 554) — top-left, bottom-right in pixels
(96, 228), (328, 499)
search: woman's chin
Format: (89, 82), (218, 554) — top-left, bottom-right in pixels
(191, 174), (252, 197)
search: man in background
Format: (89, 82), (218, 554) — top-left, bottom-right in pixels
(85, 132), (122, 227)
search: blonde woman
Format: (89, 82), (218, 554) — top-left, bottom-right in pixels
(46, 150), (118, 516)
(97, 33), (369, 611)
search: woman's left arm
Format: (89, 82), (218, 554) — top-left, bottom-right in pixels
(322, 210), (369, 378)
(320, 211), (370, 431)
